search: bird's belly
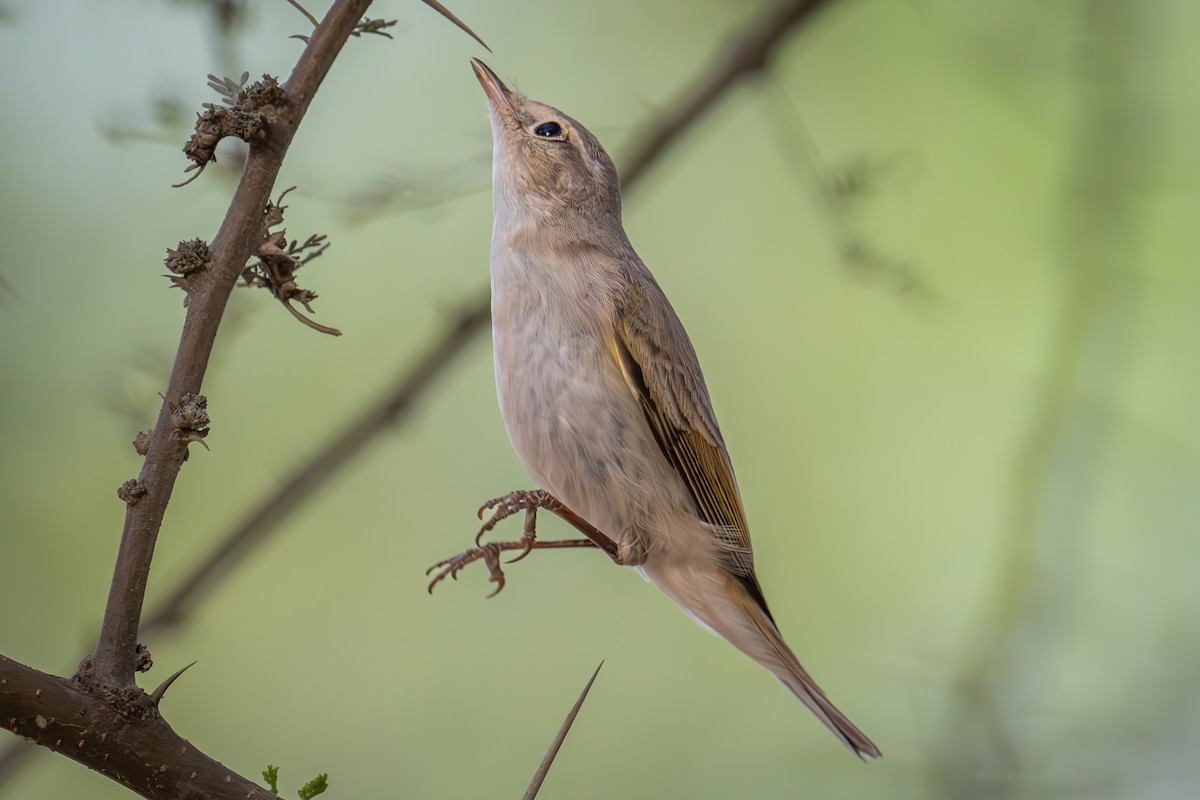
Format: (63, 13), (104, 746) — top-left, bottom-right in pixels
(491, 299), (686, 547)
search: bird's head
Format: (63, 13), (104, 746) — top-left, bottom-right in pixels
(472, 59), (622, 227)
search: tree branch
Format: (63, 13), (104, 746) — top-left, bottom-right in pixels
(0, 654), (278, 800)
(0, 1), (379, 797)
(88, 0), (375, 690)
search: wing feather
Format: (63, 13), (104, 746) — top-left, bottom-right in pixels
(611, 274), (771, 616)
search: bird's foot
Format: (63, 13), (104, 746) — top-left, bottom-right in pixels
(426, 540), (518, 598)
(474, 489), (560, 545)
(427, 488), (619, 596)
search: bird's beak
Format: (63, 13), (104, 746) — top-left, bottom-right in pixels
(471, 58), (516, 117)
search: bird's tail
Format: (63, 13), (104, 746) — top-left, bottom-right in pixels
(643, 560), (882, 759)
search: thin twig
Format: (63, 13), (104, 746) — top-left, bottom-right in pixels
(931, 4), (1145, 794)
(525, 661), (604, 800)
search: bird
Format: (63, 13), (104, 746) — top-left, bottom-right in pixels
(464, 58), (880, 759)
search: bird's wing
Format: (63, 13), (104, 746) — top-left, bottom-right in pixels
(612, 272), (771, 614)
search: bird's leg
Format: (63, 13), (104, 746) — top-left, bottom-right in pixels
(426, 489), (621, 597)
(475, 489), (620, 560)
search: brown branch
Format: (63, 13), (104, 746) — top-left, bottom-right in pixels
(0, 655), (279, 800)
(88, 0), (374, 692)
(0, 1), (375, 798)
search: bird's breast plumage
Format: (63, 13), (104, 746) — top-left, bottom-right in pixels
(488, 227), (695, 553)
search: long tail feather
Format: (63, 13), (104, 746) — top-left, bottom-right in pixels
(729, 575), (882, 759)
(643, 559), (882, 759)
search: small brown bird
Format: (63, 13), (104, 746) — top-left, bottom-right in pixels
(470, 59), (880, 759)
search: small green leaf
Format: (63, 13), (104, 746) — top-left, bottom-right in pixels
(298, 773), (328, 800)
(262, 764), (279, 794)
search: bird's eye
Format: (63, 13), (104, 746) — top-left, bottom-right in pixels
(533, 122), (563, 138)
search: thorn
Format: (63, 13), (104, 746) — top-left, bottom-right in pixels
(420, 0), (491, 52)
(150, 661), (197, 706)
(524, 661), (603, 800)
(172, 164), (206, 189)
(281, 298), (342, 336)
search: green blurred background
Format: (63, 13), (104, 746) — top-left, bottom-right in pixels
(2, 0), (1198, 797)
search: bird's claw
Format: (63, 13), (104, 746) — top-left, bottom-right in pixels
(426, 542), (509, 597)
(474, 489), (551, 545)
(506, 534), (535, 564)
(432, 489), (547, 595)
(430, 488), (589, 595)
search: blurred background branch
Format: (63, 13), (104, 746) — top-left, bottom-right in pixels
(932, 3), (1174, 796)
(141, 297), (489, 633)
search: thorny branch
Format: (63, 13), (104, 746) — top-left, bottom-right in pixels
(0, 0), (491, 797)
(88, 0), (376, 695)
(0, 654), (280, 800)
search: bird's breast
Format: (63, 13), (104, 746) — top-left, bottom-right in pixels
(488, 242), (689, 544)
